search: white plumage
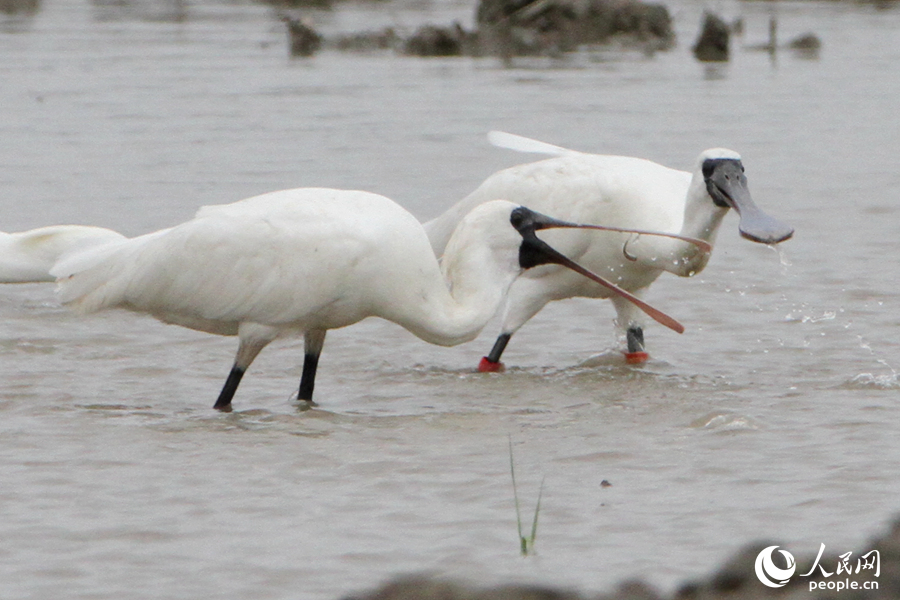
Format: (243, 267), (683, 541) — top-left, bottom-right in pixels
(424, 132), (794, 369)
(0, 225), (124, 283)
(47, 187), (634, 410)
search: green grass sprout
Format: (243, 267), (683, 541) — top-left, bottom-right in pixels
(509, 436), (545, 556)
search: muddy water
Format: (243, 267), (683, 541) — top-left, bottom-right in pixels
(1, 1), (899, 599)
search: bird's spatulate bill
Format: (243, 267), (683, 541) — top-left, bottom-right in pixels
(705, 159), (794, 245)
(512, 208), (686, 334)
(545, 250), (685, 334)
(736, 204), (795, 244)
(567, 223), (712, 254)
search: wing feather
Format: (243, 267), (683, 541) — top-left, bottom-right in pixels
(53, 188), (414, 334)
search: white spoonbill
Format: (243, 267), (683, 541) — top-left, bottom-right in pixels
(0, 225), (125, 283)
(49, 187), (682, 411)
(424, 132), (794, 371)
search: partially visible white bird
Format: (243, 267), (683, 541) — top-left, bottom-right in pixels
(424, 132), (794, 371)
(49, 187), (681, 411)
(0, 225), (125, 283)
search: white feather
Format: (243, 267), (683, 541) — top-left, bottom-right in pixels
(487, 130), (581, 157)
(46, 187), (610, 409)
(425, 135), (791, 367)
(0, 225), (125, 283)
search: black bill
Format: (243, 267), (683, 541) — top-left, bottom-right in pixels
(510, 206), (685, 334)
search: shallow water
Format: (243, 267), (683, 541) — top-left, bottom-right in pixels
(1, 1), (899, 599)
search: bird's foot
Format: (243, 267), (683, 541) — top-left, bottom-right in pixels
(291, 394), (318, 411)
(478, 357), (506, 373)
(214, 403), (234, 413)
(624, 351), (649, 365)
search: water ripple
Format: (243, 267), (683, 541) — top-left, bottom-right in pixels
(843, 372), (900, 390)
(689, 411), (760, 433)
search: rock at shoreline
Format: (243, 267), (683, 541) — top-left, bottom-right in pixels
(789, 33), (821, 50)
(788, 32), (821, 58)
(284, 15), (322, 56)
(692, 12), (729, 62)
(0, 0), (40, 15)
(280, 0), (674, 58)
(331, 28), (400, 52)
(475, 0), (674, 56)
(344, 518), (898, 600)
(403, 23), (474, 56)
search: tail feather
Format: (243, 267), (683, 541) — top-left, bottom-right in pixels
(0, 225), (125, 284)
(487, 131), (581, 157)
(52, 229), (170, 313)
(424, 132), (582, 256)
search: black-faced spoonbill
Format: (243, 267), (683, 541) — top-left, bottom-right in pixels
(0, 225), (125, 283)
(424, 132), (794, 371)
(48, 187), (682, 411)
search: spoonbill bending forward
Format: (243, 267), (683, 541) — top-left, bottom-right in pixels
(424, 132), (794, 371)
(48, 188), (683, 411)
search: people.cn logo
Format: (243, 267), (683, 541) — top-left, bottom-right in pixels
(755, 545), (797, 588)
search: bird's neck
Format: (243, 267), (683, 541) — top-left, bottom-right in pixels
(629, 176), (728, 277)
(436, 245), (518, 346)
(391, 232), (518, 348)
(681, 176), (728, 243)
(653, 176), (727, 276)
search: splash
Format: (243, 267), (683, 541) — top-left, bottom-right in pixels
(783, 308), (837, 324)
(802, 311), (836, 324)
(845, 340), (899, 388)
(846, 371), (899, 390)
(691, 412), (759, 432)
(767, 242), (792, 269)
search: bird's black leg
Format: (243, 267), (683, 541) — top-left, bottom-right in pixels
(214, 366), (245, 412)
(298, 352), (319, 403)
(212, 328), (277, 412)
(626, 326), (644, 354)
(625, 326), (648, 364)
(298, 329), (326, 406)
(479, 333), (512, 372)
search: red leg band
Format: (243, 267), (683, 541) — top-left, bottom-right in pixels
(624, 351), (649, 364)
(478, 357), (505, 372)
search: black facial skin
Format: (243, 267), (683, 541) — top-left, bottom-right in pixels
(511, 206), (563, 269)
(509, 205), (686, 333)
(703, 158), (745, 209)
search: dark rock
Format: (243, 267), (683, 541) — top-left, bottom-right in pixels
(403, 23), (473, 56)
(787, 32), (821, 59)
(332, 28), (400, 52)
(343, 576), (586, 600)
(283, 16), (322, 56)
(692, 12), (730, 62)
(289, 0), (674, 59)
(788, 33), (821, 50)
(266, 0), (331, 7)
(606, 0), (673, 45)
(345, 517), (900, 600)
(0, 0), (40, 15)
(474, 0), (674, 56)
(601, 580), (663, 600)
